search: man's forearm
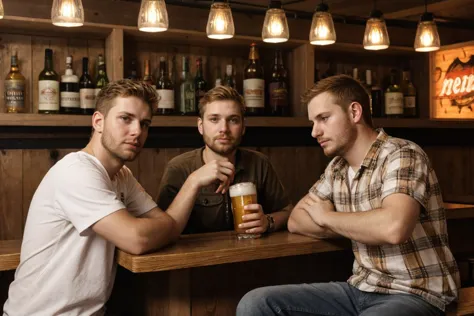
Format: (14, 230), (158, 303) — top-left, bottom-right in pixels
(135, 213), (178, 253)
(165, 174), (201, 234)
(321, 208), (400, 245)
(288, 206), (339, 239)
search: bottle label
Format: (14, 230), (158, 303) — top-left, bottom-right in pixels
(80, 89), (96, 109)
(5, 79), (25, 110)
(269, 82), (288, 107)
(180, 84), (196, 113)
(157, 89), (174, 109)
(244, 79), (265, 108)
(385, 92), (404, 115)
(60, 91), (80, 108)
(404, 96), (416, 109)
(39, 80), (60, 111)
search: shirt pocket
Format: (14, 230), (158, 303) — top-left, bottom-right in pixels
(192, 193), (227, 231)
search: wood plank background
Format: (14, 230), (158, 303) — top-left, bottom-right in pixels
(0, 34), (106, 114)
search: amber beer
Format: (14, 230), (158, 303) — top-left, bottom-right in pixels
(229, 182), (260, 239)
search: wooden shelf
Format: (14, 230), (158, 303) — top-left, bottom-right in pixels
(2, 114), (474, 129)
(0, 16), (114, 39)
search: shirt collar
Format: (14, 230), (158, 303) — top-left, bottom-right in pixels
(333, 128), (388, 176)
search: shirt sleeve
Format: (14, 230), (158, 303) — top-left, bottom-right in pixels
(157, 164), (186, 211)
(309, 158), (336, 201)
(55, 163), (126, 236)
(380, 147), (429, 209)
(123, 168), (157, 217)
(260, 159), (291, 214)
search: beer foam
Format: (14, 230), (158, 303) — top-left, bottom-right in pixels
(229, 182), (256, 197)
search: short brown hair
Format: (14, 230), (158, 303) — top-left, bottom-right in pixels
(302, 75), (373, 128)
(198, 86), (245, 118)
(96, 79), (158, 117)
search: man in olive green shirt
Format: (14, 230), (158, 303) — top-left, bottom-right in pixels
(158, 86), (292, 234)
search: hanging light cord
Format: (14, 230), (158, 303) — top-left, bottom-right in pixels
(425, 0), (428, 13)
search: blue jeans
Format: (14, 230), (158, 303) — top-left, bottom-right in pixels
(236, 282), (444, 316)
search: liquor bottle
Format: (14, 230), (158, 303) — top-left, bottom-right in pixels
(142, 59), (154, 87)
(365, 69), (373, 114)
(179, 56), (196, 115)
(223, 64), (236, 89)
(371, 72), (383, 118)
(352, 67), (359, 81)
(215, 65), (222, 88)
(38, 48), (60, 114)
(60, 56), (80, 114)
(384, 69), (404, 117)
(79, 57), (96, 115)
(4, 51), (26, 113)
(195, 57), (208, 107)
(269, 49), (289, 116)
(127, 59), (139, 80)
(401, 70), (417, 117)
(244, 43), (265, 115)
(95, 54), (109, 99)
(156, 56), (175, 115)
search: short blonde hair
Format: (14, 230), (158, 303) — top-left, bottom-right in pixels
(198, 86), (245, 118)
(302, 75), (373, 128)
(96, 79), (158, 117)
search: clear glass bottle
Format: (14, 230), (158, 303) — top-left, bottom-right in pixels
(179, 56), (196, 115)
(5, 51), (26, 113)
(95, 54), (109, 99)
(384, 69), (404, 117)
(401, 70), (417, 117)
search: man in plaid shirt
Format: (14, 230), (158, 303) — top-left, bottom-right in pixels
(237, 75), (460, 316)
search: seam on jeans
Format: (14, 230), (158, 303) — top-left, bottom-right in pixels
(274, 304), (341, 316)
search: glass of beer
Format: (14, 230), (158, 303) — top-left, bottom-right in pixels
(229, 182), (260, 239)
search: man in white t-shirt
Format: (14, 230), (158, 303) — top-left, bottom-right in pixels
(3, 80), (235, 316)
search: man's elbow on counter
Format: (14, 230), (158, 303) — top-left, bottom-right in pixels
(287, 216), (299, 234)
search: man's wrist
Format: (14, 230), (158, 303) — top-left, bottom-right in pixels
(265, 214), (275, 233)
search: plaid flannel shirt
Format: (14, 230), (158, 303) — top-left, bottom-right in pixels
(310, 129), (460, 311)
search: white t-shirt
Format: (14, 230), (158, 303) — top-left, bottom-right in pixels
(3, 152), (157, 316)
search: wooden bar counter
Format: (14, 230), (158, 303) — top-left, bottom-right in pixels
(1, 203), (474, 315)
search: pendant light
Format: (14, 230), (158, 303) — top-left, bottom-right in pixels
(138, 0), (169, 33)
(309, 1), (336, 46)
(262, 0), (290, 43)
(206, 0), (235, 40)
(414, 0), (440, 52)
(51, 0), (84, 27)
(363, 0), (390, 50)
(0, 0), (4, 19)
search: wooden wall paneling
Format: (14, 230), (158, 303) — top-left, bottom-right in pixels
(105, 29), (124, 81)
(0, 34), (33, 113)
(0, 150), (23, 240)
(168, 269), (191, 316)
(138, 148), (192, 201)
(423, 146), (472, 200)
(293, 146), (329, 203)
(290, 44), (314, 117)
(21, 149), (59, 228)
(259, 147), (298, 204)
